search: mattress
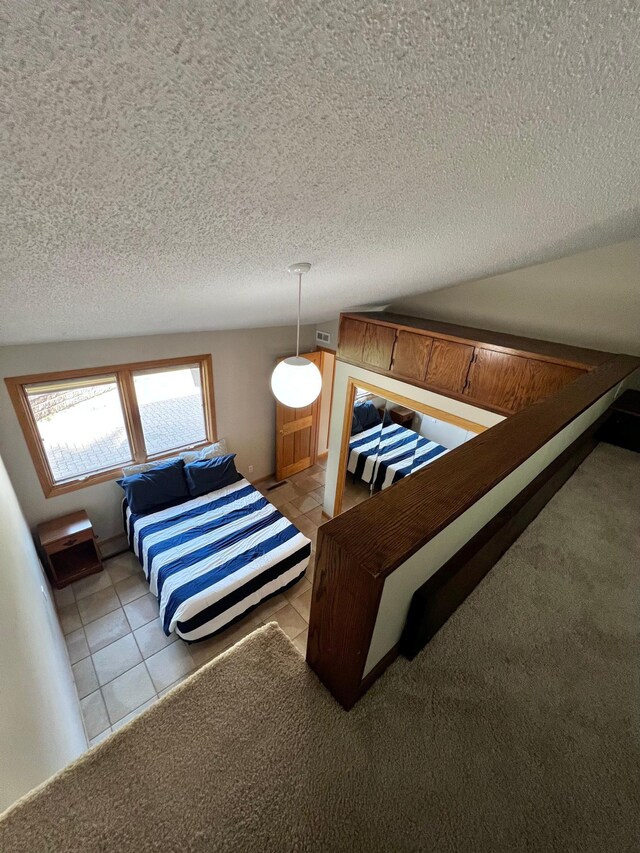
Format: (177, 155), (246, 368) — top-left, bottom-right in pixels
(348, 422), (449, 490)
(124, 477), (311, 642)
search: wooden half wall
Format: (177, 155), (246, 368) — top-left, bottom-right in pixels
(307, 336), (639, 709)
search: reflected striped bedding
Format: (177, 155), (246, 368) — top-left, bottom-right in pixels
(124, 478), (311, 642)
(348, 423), (449, 490)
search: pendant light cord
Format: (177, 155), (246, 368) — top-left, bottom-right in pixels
(296, 271), (302, 357)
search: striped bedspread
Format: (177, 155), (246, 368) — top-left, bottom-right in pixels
(348, 423), (449, 490)
(124, 478), (311, 642)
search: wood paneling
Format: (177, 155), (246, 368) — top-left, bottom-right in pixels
(337, 313), (592, 415)
(362, 323), (396, 370)
(425, 339), (474, 394)
(338, 317), (368, 363)
(339, 317), (396, 371)
(517, 359), (584, 408)
(307, 353), (639, 709)
(306, 524), (386, 710)
(391, 331), (432, 381)
(349, 311), (611, 369)
(464, 350), (584, 412)
(464, 349), (529, 411)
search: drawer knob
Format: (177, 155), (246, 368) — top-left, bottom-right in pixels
(63, 537), (77, 547)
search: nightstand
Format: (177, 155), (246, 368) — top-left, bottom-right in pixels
(388, 406), (416, 428)
(36, 510), (103, 589)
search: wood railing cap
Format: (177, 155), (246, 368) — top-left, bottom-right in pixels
(321, 353), (640, 579)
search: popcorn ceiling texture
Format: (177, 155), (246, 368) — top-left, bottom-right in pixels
(1, 1), (639, 344)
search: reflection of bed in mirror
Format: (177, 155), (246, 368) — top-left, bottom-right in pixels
(348, 400), (449, 492)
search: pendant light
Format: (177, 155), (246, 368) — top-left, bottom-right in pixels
(270, 262), (322, 408)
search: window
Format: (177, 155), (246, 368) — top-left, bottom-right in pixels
(354, 388), (375, 402)
(6, 355), (216, 497)
(24, 375), (133, 482)
(132, 366), (207, 456)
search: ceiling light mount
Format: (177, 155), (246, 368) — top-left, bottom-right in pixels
(287, 262), (311, 276)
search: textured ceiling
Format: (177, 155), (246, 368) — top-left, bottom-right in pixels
(1, 1), (639, 345)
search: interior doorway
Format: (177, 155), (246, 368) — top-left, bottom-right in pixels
(274, 348), (336, 482)
(315, 348), (335, 461)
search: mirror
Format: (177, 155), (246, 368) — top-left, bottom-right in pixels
(339, 387), (476, 514)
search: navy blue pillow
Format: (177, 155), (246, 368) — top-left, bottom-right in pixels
(117, 459), (189, 515)
(184, 454), (240, 498)
(351, 412), (363, 435)
(354, 400), (381, 431)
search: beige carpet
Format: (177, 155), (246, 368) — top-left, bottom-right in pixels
(2, 443), (638, 852)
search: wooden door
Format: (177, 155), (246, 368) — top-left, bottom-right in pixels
(275, 351), (321, 481)
(425, 339), (474, 395)
(391, 331), (433, 381)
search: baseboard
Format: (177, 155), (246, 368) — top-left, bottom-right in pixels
(400, 417), (607, 660)
(252, 471), (276, 485)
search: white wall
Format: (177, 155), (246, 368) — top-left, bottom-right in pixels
(392, 237), (640, 359)
(323, 361), (504, 517)
(315, 320), (340, 351)
(363, 382), (623, 675)
(0, 454), (86, 813)
(0, 324), (315, 545)
(414, 413), (475, 449)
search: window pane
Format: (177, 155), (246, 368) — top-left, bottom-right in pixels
(133, 365), (207, 456)
(25, 376), (133, 482)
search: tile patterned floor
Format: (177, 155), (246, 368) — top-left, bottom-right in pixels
(343, 476), (372, 510)
(55, 459), (326, 747)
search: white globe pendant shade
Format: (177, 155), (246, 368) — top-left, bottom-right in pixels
(271, 356), (322, 408)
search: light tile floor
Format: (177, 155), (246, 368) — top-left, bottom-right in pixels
(55, 459), (327, 747)
(343, 476), (373, 510)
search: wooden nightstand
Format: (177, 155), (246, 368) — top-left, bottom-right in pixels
(388, 406), (416, 428)
(36, 510), (103, 589)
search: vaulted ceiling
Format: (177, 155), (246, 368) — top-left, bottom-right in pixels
(1, 1), (639, 344)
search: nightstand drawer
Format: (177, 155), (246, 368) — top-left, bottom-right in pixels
(46, 527), (92, 554)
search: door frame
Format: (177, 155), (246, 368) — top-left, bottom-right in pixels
(331, 377), (488, 517)
(315, 346), (337, 461)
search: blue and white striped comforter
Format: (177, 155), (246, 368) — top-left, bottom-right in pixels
(348, 423), (449, 490)
(125, 478), (311, 642)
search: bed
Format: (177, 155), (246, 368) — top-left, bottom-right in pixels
(123, 476), (311, 642)
(348, 422), (450, 491)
